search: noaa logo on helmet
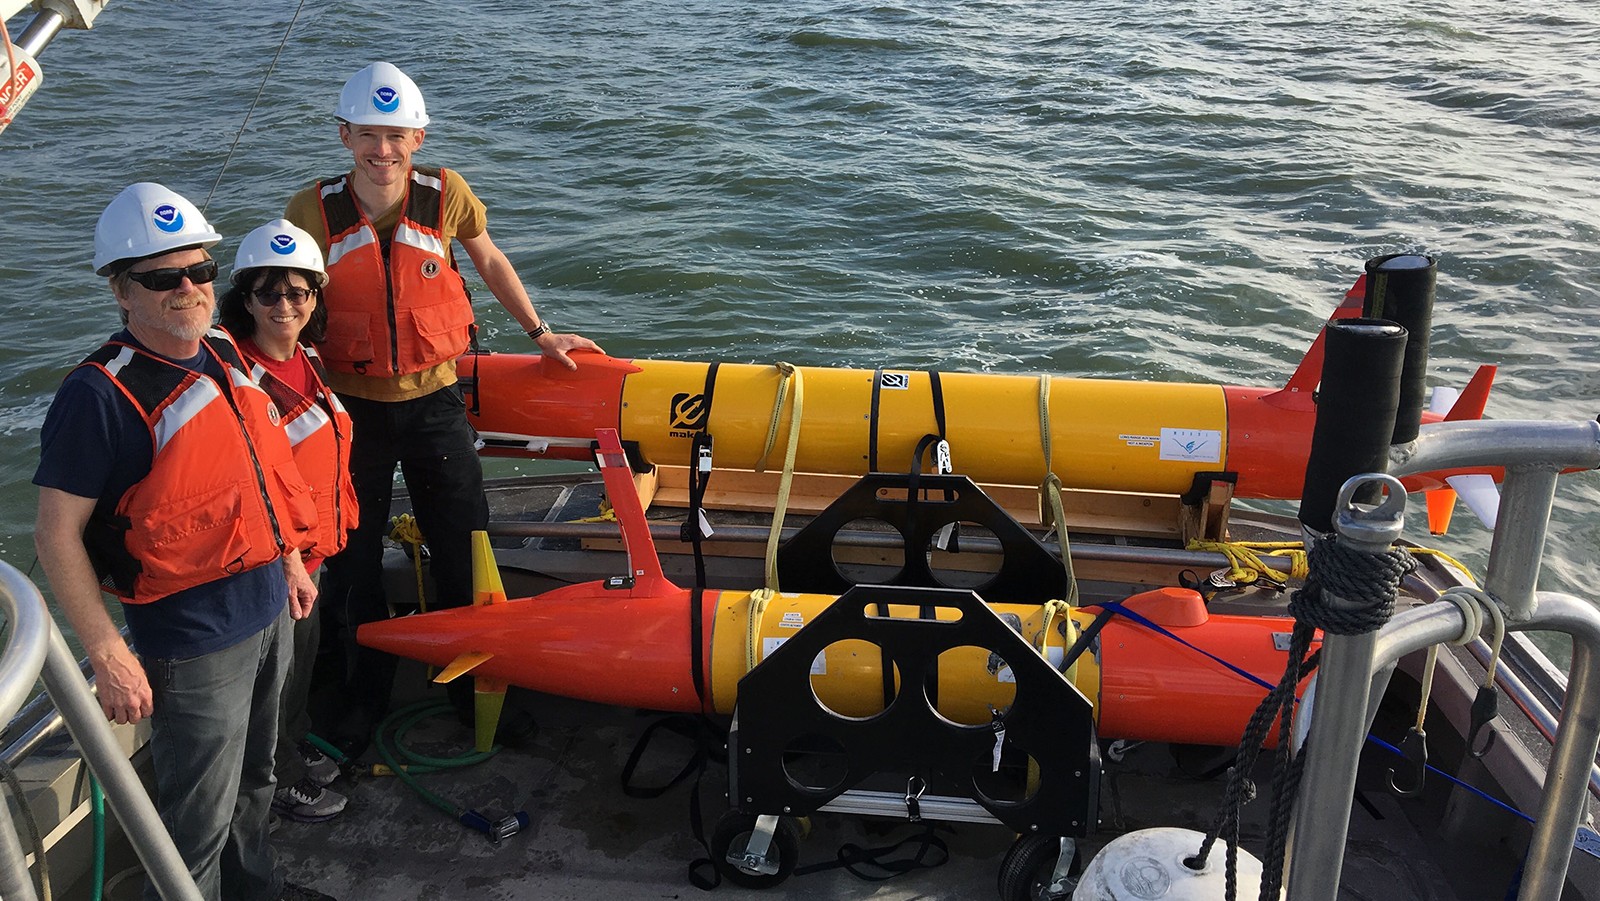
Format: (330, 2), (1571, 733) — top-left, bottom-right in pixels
(269, 234), (297, 255)
(372, 85), (401, 114)
(152, 204), (185, 234)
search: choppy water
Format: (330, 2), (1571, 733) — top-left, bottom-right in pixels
(2, 1), (1598, 607)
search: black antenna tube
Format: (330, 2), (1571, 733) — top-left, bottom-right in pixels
(1297, 318), (1408, 535)
(1362, 253), (1436, 444)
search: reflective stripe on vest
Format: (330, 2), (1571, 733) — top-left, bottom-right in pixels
(242, 344), (357, 562)
(78, 330), (318, 603)
(316, 165), (474, 376)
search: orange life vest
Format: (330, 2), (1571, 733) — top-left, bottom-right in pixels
(80, 330), (319, 604)
(243, 344), (358, 566)
(315, 165), (475, 376)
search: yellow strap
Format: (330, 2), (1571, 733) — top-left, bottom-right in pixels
(1038, 374), (1053, 477)
(756, 363), (803, 593)
(388, 513), (428, 613)
(744, 588), (775, 675)
(1414, 644), (1440, 731)
(1039, 475), (1081, 608)
(1035, 597), (1081, 683)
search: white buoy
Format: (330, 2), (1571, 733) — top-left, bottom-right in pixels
(1074, 827), (1275, 900)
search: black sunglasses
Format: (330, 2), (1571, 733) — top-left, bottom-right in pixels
(126, 260), (219, 292)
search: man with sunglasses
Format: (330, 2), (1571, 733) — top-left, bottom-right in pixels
(284, 62), (600, 752)
(33, 182), (335, 901)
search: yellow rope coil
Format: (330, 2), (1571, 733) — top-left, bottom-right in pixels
(1184, 539), (1479, 592)
(1186, 539), (1306, 585)
(388, 513), (428, 613)
(568, 496), (617, 523)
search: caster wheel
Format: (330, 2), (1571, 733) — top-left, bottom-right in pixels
(998, 833), (1078, 901)
(710, 811), (801, 889)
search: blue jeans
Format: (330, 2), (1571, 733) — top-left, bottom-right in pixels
(320, 384), (490, 725)
(144, 605), (289, 901)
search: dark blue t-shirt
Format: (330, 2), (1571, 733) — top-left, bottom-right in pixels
(33, 330), (286, 660)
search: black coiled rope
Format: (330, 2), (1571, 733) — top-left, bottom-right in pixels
(1188, 535), (1415, 901)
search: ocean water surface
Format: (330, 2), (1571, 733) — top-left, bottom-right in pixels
(1, 1), (1597, 622)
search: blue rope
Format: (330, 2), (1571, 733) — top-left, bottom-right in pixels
(1090, 600), (1552, 829)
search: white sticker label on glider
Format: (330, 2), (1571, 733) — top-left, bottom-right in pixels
(1159, 428), (1222, 463)
(1119, 433), (1157, 448)
(878, 372), (910, 390)
(762, 636), (827, 675)
(997, 646), (1065, 683)
(779, 611), (805, 629)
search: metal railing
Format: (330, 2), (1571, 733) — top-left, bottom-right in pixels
(0, 563), (200, 901)
(1289, 417), (1600, 901)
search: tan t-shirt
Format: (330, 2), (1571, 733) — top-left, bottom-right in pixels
(285, 167), (488, 402)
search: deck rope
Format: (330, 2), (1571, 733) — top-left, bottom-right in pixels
(389, 513), (428, 613)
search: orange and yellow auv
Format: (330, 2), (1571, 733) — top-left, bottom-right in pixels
(360, 430), (1313, 753)
(463, 275), (1495, 502)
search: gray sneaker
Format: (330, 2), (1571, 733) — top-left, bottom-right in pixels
(273, 778), (347, 823)
(299, 741), (341, 787)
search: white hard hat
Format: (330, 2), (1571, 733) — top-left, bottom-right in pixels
(232, 219), (328, 286)
(92, 182), (223, 276)
(336, 62), (430, 128)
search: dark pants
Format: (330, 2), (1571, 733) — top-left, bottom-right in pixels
(320, 384), (489, 728)
(145, 606), (289, 901)
(274, 570), (320, 786)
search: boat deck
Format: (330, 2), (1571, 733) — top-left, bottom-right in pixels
(23, 470), (1600, 900)
(257, 668), (1527, 900)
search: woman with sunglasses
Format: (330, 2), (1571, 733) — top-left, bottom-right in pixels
(219, 219), (359, 827)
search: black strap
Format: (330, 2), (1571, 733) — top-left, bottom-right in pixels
(681, 364), (721, 557)
(928, 370), (947, 440)
(1060, 604), (1120, 674)
(869, 367), (884, 472)
(793, 823), (951, 881)
(619, 715), (711, 799)
(616, 715), (725, 890)
(682, 362), (721, 706)
(689, 586), (708, 705)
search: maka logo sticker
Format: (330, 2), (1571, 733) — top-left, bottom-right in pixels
(270, 234), (296, 255)
(152, 204), (184, 233)
(420, 259), (440, 279)
(372, 86), (401, 114)
(669, 392), (709, 432)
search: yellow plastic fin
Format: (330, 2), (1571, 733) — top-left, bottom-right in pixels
(475, 679), (508, 754)
(471, 530), (507, 606)
(1425, 488), (1457, 536)
(433, 650), (493, 684)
